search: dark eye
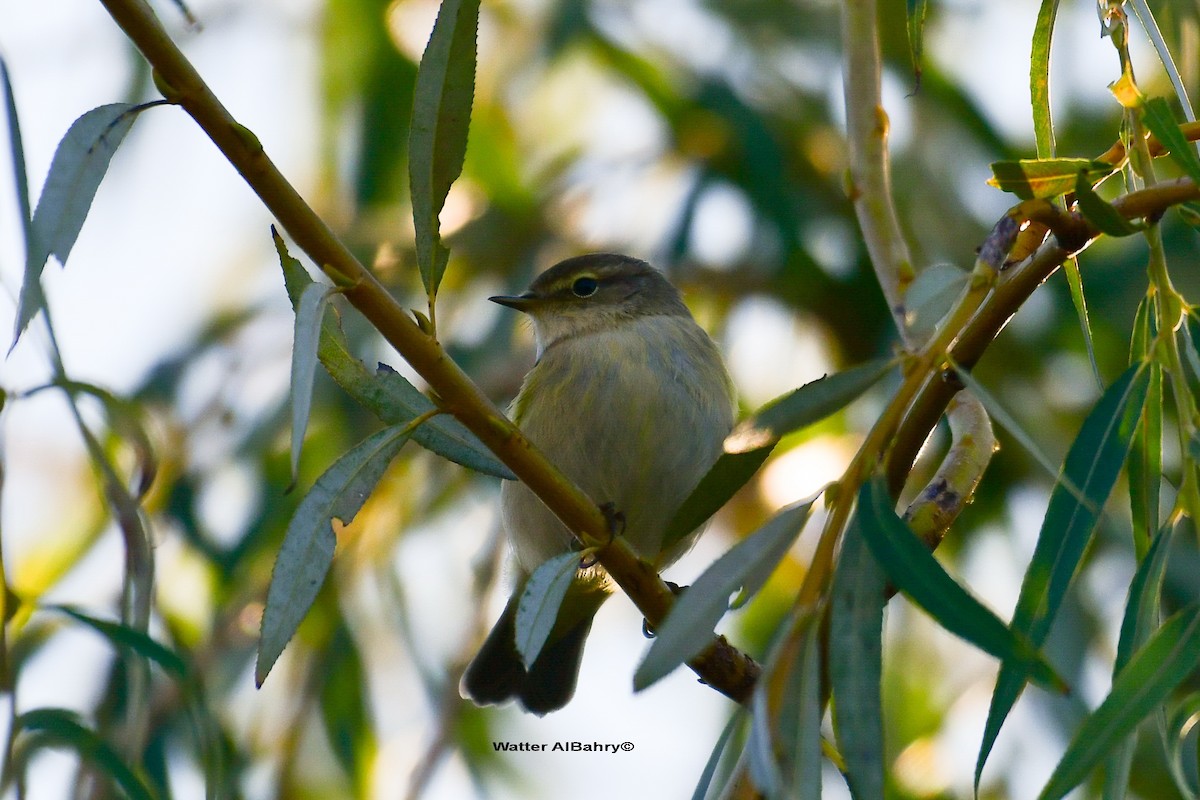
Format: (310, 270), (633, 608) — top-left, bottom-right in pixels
(572, 276), (599, 297)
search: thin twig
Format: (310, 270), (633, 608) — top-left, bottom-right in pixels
(842, 0), (917, 345)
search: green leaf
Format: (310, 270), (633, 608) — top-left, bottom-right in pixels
(1128, 298), (1162, 557)
(691, 710), (747, 800)
(1062, 257), (1103, 389)
(661, 447), (773, 551)
(747, 674), (783, 797)
(635, 497), (816, 690)
(257, 424), (414, 685)
(1141, 97), (1200, 185)
(319, 623), (374, 783)
(724, 359), (894, 454)
(290, 281), (336, 482)
(1030, 0), (1062, 158)
(514, 551), (581, 669)
(1040, 604), (1200, 800)
(776, 620), (824, 800)
(1074, 170), (1141, 237)
(830, 511), (887, 800)
(273, 229), (513, 478)
(1120, 523), (1175, 675)
(14, 103), (151, 347)
(858, 477), (1062, 689)
(905, 0), (929, 83)
(1179, 201), (1200, 232)
(948, 360), (1092, 509)
(44, 604), (187, 678)
(1162, 693), (1200, 799)
(370, 364), (515, 478)
(13, 708), (155, 800)
(409, 0), (480, 298)
(665, 360), (890, 552)
(2, 56), (32, 239)
(1129, 2), (1196, 127)
(1182, 310), (1200, 383)
(1104, 523), (1176, 799)
(56, 379), (158, 500)
(988, 158), (1115, 200)
(906, 264), (968, 341)
(976, 363), (1150, 788)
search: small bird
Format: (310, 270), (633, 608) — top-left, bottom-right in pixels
(462, 253), (735, 714)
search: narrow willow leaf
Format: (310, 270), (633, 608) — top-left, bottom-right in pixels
(976, 363), (1150, 788)
(1128, 298), (1162, 557)
(56, 378), (158, 500)
(370, 364), (514, 479)
(2, 57), (31, 234)
(830, 511), (886, 800)
(948, 359), (1092, 509)
(45, 604), (187, 678)
(691, 710), (747, 800)
(14, 103), (149, 346)
(724, 359), (894, 454)
(272, 229), (513, 478)
(635, 497), (815, 691)
(290, 281), (335, 482)
(905, 0), (928, 82)
(14, 708), (155, 800)
(1104, 523), (1175, 799)
(514, 551), (580, 669)
(859, 478), (1061, 689)
(257, 425), (414, 685)
(987, 158), (1115, 199)
(1141, 97), (1200, 185)
(1074, 171), (1140, 237)
(1030, 0), (1062, 158)
(1180, 202), (1200, 233)
(164, 0), (199, 26)
(778, 620), (823, 800)
(1040, 604), (1200, 800)
(409, 0), (480, 297)
(1129, 1), (1196, 126)
(747, 679), (783, 797)
(661, 447), (773, 551)
(906, 264), (968, 341)
(1182, 311), (1200, 383)
(1062, 258), (1103, 389)
(72, 414), (154, 636)
(665, 360), (890, 552)
(319, 623), (373, 782)
(1163, 694), (1200, 800)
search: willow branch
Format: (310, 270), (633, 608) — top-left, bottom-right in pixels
(842, 0), (917, 346)
(96, 0), (759, 703)
(902, 391), (996, 548)
(888, 177), (1200, 491)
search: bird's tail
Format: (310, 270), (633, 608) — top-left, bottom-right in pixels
(462, 579), (608, 715)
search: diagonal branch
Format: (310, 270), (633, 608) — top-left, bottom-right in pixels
(95, 0), (759, 703)
(887, 176), (1200, 492)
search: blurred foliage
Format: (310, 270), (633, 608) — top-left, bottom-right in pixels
(4, 0), (1200, 798)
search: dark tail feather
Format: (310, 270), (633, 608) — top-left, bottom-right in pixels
(518, 617), (592, 715)
(462, 602), (594, 716)
(462, 598), (524, 707)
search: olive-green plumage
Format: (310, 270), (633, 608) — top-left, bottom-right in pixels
(462, 253), (735, 715)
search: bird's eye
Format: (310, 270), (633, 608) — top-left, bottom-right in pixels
(571, 276), (599, 297)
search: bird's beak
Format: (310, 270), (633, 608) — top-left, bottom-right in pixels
(489, 292), (538, 312)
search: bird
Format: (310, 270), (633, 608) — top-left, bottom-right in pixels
(461, 252), (735, 715)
